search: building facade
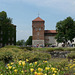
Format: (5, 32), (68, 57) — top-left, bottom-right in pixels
(44, 30), (57, 45)
(32, 17), (75, 47)
(32, 17), (57, 47)
(32, 17), (45, 46)
(0, 24), (16, 47)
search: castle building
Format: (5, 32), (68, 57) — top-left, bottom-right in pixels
(32, 17), (57, 46)
(0, 24), (16, 47)
(0, 11), (16, 47)
(32, 17), (75, 47)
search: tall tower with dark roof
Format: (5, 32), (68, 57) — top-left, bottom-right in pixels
(32, 17), (45, 46)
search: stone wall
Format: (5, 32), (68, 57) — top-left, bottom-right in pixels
(32, 40), (44, 46)
(44, 36), (56, 45)
(49, 51), (71, 58)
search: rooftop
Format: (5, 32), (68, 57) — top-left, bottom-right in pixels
(44, 30), (57, 34)
(32, 17), (45, 21)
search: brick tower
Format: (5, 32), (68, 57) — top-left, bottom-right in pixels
(32, 17), (45, 47)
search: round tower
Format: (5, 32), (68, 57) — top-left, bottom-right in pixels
(32, 17), (45, 47)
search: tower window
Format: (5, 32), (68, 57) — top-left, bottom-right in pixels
(35, 28), (38, 31)
(37, 32), (39, 35)
(39, 28), (41, 30)
(37, 37), (39, 40)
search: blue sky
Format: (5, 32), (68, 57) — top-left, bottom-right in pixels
(0, 0), (75, 41)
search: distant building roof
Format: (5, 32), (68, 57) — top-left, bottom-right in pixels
(32, 17), (45, 21)
(44, 30), (57, 34)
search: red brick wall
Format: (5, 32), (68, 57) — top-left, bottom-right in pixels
(32, 21), (45, 40)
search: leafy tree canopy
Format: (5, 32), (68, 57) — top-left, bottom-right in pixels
(55, 17), (75, 46)
(16, 40), (25, 46)
(0, 11), (12, 25)
(25, 36), (32, 46)
(0, 11), (16, 46)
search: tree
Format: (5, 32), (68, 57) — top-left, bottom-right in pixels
(0, 11), (16, 47)
(16, 40), (25, 46)
(25, 36), (32, 46)
(0, 11), (12, 26)
(55, 17), (75, 46)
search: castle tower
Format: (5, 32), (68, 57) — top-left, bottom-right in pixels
(32, 17), (45, 47)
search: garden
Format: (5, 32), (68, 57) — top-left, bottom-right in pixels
(0, 45), (75, 75)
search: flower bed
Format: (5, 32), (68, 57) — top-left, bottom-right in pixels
(0, 59), (75, 75)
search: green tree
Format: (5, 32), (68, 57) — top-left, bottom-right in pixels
(16, 40), (25, 46)
(25, 36), (32, 46)
(0, 11), (16, 46)
(55, 17), (75, 46)
(0, 11), (12, 25)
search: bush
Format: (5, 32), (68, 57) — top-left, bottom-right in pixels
(46, 48), (54, 52)
(0, 47), (51, 63)
(0, 48), (15, 63)
(64, 48), (75, 51)
(23, 51), (51, 62)
(67, 51), (75, 59)
(58, 60), (68, 69)
(54, 47), (64, 51)
(0, 60), (64, 75)
(71, 48), (75, 51)
(19, 47), (33, 51)
(4, 51), (13, 63)
(3, 45), (19, 48)
(0, 61), (5, 73)
(0, 48), (24, 63)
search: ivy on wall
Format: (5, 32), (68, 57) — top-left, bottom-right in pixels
(0, 11), (16, 46)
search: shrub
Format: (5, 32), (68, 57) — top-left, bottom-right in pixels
(58, 60), (68, 69)
(71, 48), (75, 51)
(23, 51), (51, 62)
(46, 48), (54, 52)
(3, 51), (13, 63)
(65, 48), (75, 51)
(0, 48), (24, 63)
(3, 45), (19, 48)
(0, 48), (15, 63)
(0, 60), (62, 75)
(0, 52), (4, 61)
(54, 47), (64, 51)
(67, 51), (75, 59)
(25, 47), (33, 51)
(1, 59), (75, 75)
(19, 47), (33, 51)
(0, 47), (51, 63)
(0, 61), (5, 73)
